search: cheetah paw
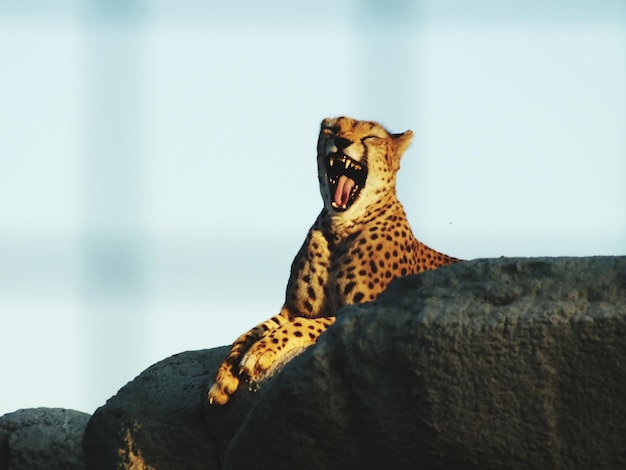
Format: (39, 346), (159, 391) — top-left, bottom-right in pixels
(239, 316), (337, 381)
(207, 363), (240, 405)
(239, 342), (284, 381)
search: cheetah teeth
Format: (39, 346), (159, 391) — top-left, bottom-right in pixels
(325, 153), (367, 212)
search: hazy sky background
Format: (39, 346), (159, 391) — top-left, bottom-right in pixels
(1, 0), (625, 416)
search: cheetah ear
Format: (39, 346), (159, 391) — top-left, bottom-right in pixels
(388, 130), (413, 170)
(392, 130), (413, 158)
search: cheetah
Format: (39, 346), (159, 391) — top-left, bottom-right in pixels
(208, 116), (460, 405)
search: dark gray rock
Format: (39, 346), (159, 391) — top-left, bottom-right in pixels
(0, 407), (90, 470)
(83, 348), (232, 470)
(81, 257), (626, 469)
(223, 257), (626, 469)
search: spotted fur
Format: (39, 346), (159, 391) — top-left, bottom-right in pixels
(208, 116), (460, 405)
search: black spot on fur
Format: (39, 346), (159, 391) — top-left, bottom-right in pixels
(369, 261), (378, 273)
(343, 281), (356, 296)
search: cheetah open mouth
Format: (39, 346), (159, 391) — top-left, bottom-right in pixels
(325, 152), (368, 212)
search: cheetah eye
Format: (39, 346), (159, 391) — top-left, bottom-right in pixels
(362, 135), (385, 144)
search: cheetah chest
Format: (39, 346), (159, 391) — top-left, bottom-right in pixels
(330, 230), (415, 306)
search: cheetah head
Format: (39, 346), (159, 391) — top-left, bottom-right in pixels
(317, 116), (413, 214)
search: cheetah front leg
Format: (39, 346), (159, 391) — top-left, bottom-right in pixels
(209, 227), (331, 405)
(208, 309), (292, 405)
(239, 315), (335, 381)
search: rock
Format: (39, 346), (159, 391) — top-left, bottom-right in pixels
(82, 347), (259, 470)
(82, 257), (626, 469)
(222, 256), (626, 469)
(0, 407), (90, 470)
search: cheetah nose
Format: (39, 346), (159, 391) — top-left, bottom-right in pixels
(334, 136), (352, 150)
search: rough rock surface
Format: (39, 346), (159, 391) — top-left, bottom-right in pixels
(82, 348), (250, 470)
(222, 256), (626, 469)
(83, 256), (626, 469)
(0, 407), (90, 470)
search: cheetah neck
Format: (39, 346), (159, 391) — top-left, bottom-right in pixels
(323, 190), (405, 238)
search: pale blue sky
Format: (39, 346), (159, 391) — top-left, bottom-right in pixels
(1, 0), (624, 415)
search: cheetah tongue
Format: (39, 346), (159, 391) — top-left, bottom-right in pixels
(334, 175), (355, 208)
